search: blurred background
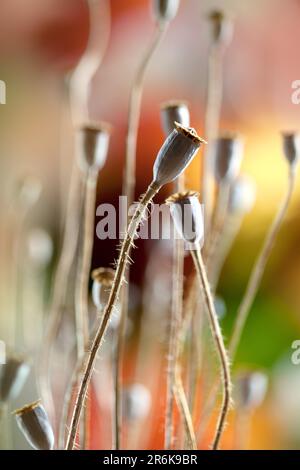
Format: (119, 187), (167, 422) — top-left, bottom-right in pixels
(1, 0), (300, 450)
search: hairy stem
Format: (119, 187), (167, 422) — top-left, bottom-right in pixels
(191, 249), (231, 450)
(229, 165), (297, 359)
(65, 182), (160, 450)
(115, 22), (168, 450)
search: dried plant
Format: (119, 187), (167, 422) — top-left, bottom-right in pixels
(160, 101), (192, 449)
(65, 124), (204, 449)
(229, 133), (299, 359)
(116, 0), (180, 449)
(202, 10), (233, 227)
(167, 191), (232, 450)
(14, 400), (54, 450)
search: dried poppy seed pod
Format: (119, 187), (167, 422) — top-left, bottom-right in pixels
(0, 357), (30, 403)
(229, 175), (256, 215)
(152, 0), (180, 24)
(160, 101), (190, 137)
(235, 371), (268, 411)
(14, 400), (54, 450)
(153, 123), (205, 187)
(282, 132), (300, 167)
(77, 122), (111, 174)
(166, 191), (204, 248)
(208, 10), (233, 46)
(123, 383), (152, 421)
(213, 134), (243, 184)
(91, 267), (115, 311)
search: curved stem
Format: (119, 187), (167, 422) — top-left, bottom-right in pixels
(229, 165), (297, 359)
(191, 249), (231, 450)
(38, 163), (83, 430)
(115, 21), (168, 450)
(65, 182), (160, 450)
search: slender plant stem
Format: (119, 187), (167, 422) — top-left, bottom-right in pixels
(75, 168), (98, 359)
(165, 236), (184, 449)
(165, 176), (195, 450)
(191, 249), (231, 450)
(202, 44), (223, 230)
(197, 166), (297, 443)
(204, 182), (230, 274)
(174, 366), (197, 450)
(65, 182), (160, 450)
(38, 162), (83, 430)
(229, 165), (297, 359)
(115, 21), (168, 450)
(75, 168), (98, 449)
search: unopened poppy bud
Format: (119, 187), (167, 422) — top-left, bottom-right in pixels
(229, 175), (256, 215)
(77, 122), (111, 173)
(14, 400), (54, 450)
(0, 357), (30, 403)
(91, 267), (115, 311)
(166, 191), (204, 248)
(160, 101), (190, 137)
(123, 383), (151, 421)
(152, 0), (180, 24)
(153, 123), (205, 187)
(27, 228), (53, 268)
(213, 134), (243, 184)
(208, 10), (233, 46)
(282, 132), (300, 167)
(235, 370), (268, 410)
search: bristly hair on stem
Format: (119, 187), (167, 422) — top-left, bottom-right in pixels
(167, 191), (232, 450)
(116, 19), (168, 450)
(65, 124), (204, 450)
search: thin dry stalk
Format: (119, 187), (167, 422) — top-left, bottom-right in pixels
(165, 176), (195, 450)
(191, 249), (231, 450)
(66, 182), (160, 450)
(38, 163), (83, 429)
(173, 366), (197, 450)
(229, 166), (297, 359)
(165, 236), (184, 449)
(115, 21), (168, 450)
(75, 168), (98, 359)
(202, 45), (223, 228)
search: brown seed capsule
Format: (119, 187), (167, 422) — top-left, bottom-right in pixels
(213, 133), (243, 184)
(14, 400), (55, 450)
(152, 0), (180, 23)
(282, 132), (300, 167)
(235, 370), (268, 410)
(166, 191), (204, 247)
(91, 267), (115, 311)
(0, 357), (30, 403)
(153, 123), (205, 187)
(160, 101), (190, 137)
(208, 10), (233, 46)
(76, 122), (111, 173)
